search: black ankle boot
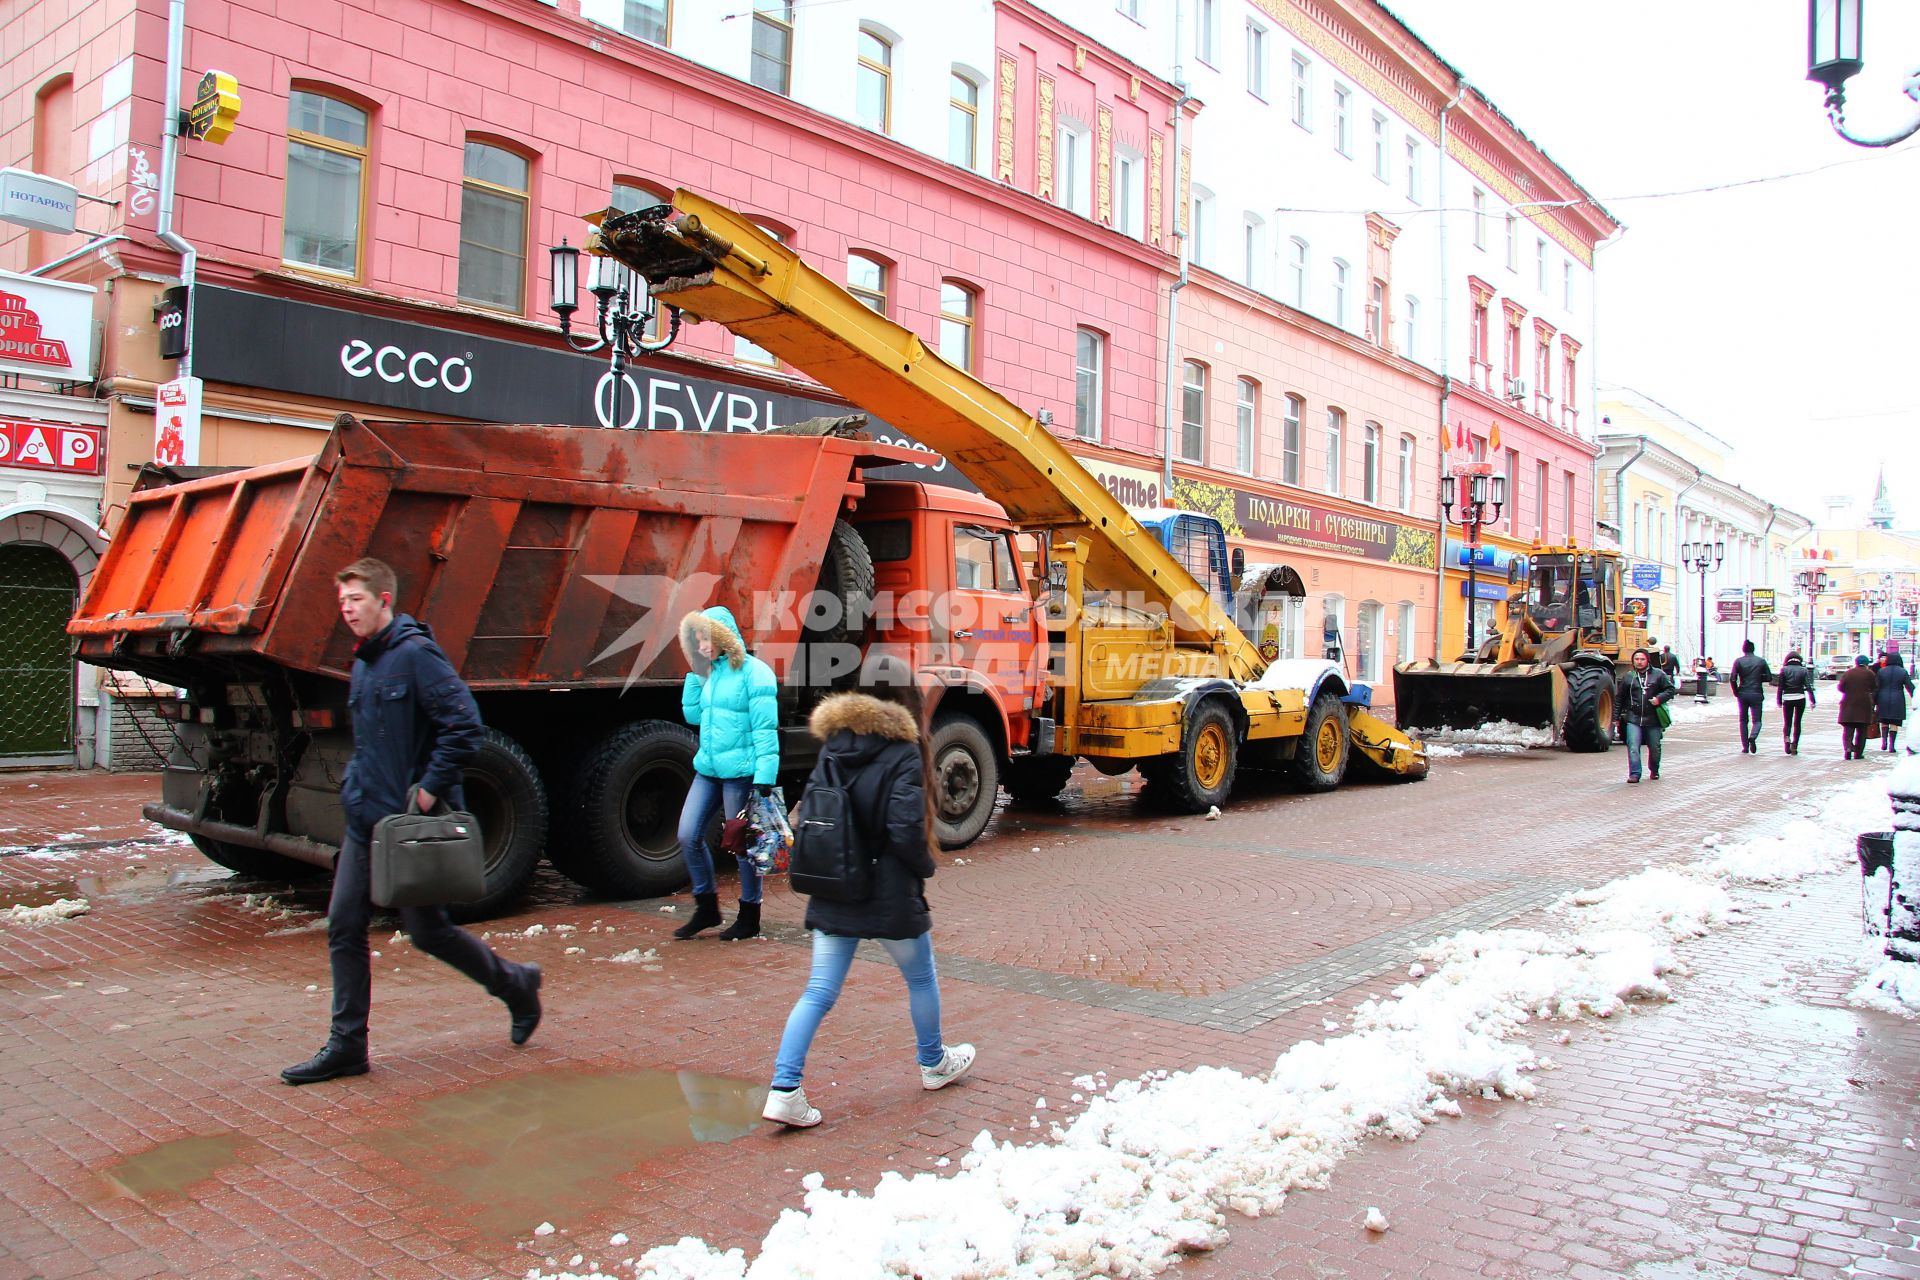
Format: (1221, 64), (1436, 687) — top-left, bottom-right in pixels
(504, 963), (542, 1045)
(718, 901), (761, 941)
(673, 893), (722, 939)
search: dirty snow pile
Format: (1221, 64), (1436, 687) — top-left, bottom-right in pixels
(5, 897), (90, 926)
(1410, 720), (1555, 753)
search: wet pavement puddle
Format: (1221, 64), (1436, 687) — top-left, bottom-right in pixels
(6, 865), (244, 910)
(365, 1067), (768, 1237)
(100, 1133), (257, 1200)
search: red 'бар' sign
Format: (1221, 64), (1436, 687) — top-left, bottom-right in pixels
(0, 419), (104, 476)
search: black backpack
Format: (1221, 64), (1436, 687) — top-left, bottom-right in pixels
(788, 752), (877, 902)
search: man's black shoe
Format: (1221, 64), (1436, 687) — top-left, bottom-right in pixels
(281, 1043), (369, 1086)
(507, 963), (543, 1046)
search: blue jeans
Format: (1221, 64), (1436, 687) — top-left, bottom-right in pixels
(1625, 721), (1663, 779)
(772, 931), (943, 1089)
(678, 773), (762, 903)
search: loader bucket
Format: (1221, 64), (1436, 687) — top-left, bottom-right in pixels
(1391, 660), (1569, 734)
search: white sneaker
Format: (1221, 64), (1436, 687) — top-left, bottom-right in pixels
(920, 1043), (976, 1091)
(761, 1086), (821, 1128)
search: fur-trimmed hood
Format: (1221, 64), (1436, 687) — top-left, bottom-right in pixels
(680, 606), (747, 670)
(809, 692), (919, 743)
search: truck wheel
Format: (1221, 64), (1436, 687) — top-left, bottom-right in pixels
(568, 720), (700, 898)
(1287, 692), (1349, 792)
(930, 713), (999, 849)
(448, 728), (550, 923)
(1003, 754), (1076, 805)
(1158, 700), (1239, 813)
(1563, 665), (1615, 754)
(188, 835), (317, 881)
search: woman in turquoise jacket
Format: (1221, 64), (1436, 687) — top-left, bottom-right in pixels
(673, 606), (781, 940)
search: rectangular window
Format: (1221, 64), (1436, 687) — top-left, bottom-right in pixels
(1282, 395), (1302, 485)
(1536, 237), (1548, 291)
(284, 91), (369, 277)
(1398, 434), (1415, 511)
(939, 281), (976, 370)
(1235, 378), (1257, 474)
(621, 0), (668, 43)
(458, 140), (529, 312)
(1247, 24), (1269, 100)
(1471, 187), (1487, 249)
(949, 73), (979, 169)
(1190, 191), (1213, 268)
(1366, 279), (1385, 345)
(1325, 408), (1344, 495)
(1289, 51), (1310, 124)
(1195, 0), (1217, 64)
(1287, 238), (1308, 308)
(1180, 361), (1206, 463)
(847, 252), (887, 314)
(1115, 0), (1139, 17)
(1331, 259), (1349, 327)
(1362, 422), (1380, 504)
(1115, 150), (1144, 238)
(1242, 218), (1264, 289)
(1075, 329), (1104, 440)
(1505, 213), (1518, 271)
(1563, 260), (1574, 311)
(1371, 112), (1389, 181)
(1057, 122), (1090, 216)
(1402, 295), (1419, 360)
(750, 2), (793, 94)
(1536, 459), (1549, 535)
(1398, 601), (1416, 660)
(1333, 85), (1352, 155)
(1404, 137), (1420, 203)
(856, 29), (892, 133)
(1356, 601), (1382, 680)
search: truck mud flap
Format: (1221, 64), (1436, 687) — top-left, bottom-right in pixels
(143, 802), (339, 870)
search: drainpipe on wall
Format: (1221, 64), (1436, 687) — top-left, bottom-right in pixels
(1158, 0), (1191, 502)
(1430, 76), (1469, 662)
(1611, 436), (1649, 554)
(157, 0), (197, 380)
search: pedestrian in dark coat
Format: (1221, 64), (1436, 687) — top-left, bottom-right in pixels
(1837, 655), (1879, 760)
(1614, 647), (1675, 783)
(1876, 652), (1914, 753)
(1729, 640), (1772, 754)
(761, 660), (975, 1128)
(282, 558), (541, 1086)
(1775, 651), (1816, 755)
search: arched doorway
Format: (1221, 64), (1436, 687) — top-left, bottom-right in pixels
(0, 542), (79, 759)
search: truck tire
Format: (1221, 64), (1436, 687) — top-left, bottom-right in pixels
(567, 720), (701, 898)
(449, 728), (550, 922)
(929, 713), (999, 849)
(1562, 665), (1615, 754)
(1156, 699), (1239, 813)
(1003, 754), (1076, 805)
(188, 835), (317, 881)
(806, 520), (876, 646)
(1287, 691), (1349, 792)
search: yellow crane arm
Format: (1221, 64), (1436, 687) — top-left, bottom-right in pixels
(591, 190), (1266, 682)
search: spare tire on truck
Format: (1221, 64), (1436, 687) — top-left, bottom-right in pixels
(565, 720), (701, 898)
(796, 519), (875, 688)
(449, 727), (550, 922)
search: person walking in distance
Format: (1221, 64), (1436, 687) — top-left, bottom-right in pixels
(1876, 651), (1914, 753)
(1837, 655), (1879, 760)
(282, 559), (542, 1085)
(1614, 646), (1675, 784)
(1658, 643), (1681, 681)
(1775, 651), (1816, 755)
(762, 657), (975, 1128)
(673, 606), (780, 941)
(1729, 639), (1773, 754)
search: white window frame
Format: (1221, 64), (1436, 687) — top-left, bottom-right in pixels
(1242, 214), (1265, 291)
(1248, 22), (1270, 100)
(1371, 111), (1389, 182)
(1325, 407), (1344, 496)
(1075, 328), (1105, 441)
(1471, 187), (1487, 249)
(1402, 294), (1419, 360)
(1234, 377), (1257, 475)
(1179, 360), (1207, 464)
(1333, 84), (1352, 156)
(1362, 421), (1380, 504)
(1282, 394), (1303, 485)
(1536, 236), (1548, 291)
(1505, 212), (1518, 272)
(1404, 137), (1420, 203)
(1331, 258), (1349, 328)
(1115, 148), (1144, 239)
(1057, 119), (1091, 218)
(1189, 188), (1215, 269)
(1356, 600), (1383, 681)
(1195, 0), (1218, 65)
(1287, 236), (1309, 308)
(1288, 51), (1310, 126)
(1397, 434), (1415, 512)
(1397, 600), (1416, 661)
(1563, 259), (1574, 311)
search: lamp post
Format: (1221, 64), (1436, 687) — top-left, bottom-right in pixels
(1866, 579), (1895, 658)
(547, 205), (681, 430)
(1807, 0), (1920, 147)
(1795, 566), (1834, 664)
(1680, 539), (1725, 698)
(1441, 469), (1507, 656)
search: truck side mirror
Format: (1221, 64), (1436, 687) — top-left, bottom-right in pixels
(1230, 546), (1246, 579)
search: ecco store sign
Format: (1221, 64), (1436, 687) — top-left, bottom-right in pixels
(339, 340), (474, 394)
(190, 286), (971, 490)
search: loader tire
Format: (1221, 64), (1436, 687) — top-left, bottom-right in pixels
(1003, 754), (1076, 805)
(1155, 700), (1238, 813)
(1287, 691), (1350, 792)
(1563, 665), (1615, 754)
(445, 728), (549, 922)
(567, 720), (701, 898)
(929, 712), (999, 849)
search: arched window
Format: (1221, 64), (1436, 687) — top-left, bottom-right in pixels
(32, 76), (75, 266)
(459, 138), (530, 312)
(1235, 378), (1258, 475)
(1331, 258), (1350, 327)
(1179, 361), (1208, 463)
(1287, 237), (1309, 308)
(856, 28), (893, 133)
(1074, 328), (1105, 441)
(847, 252), (888, 315)
(1398, 434), (1416, 512)
(1356, 600), (1383, 680)
(949, 70), (981, 169)
(1362, 421), (1381, 504)
(1397, 600), (1417, 662)
(938, 280), (977, 370)
(1280, 394), (1303, 485)
(285, 89), (370, 278)
(1325, 407), (1344, 495)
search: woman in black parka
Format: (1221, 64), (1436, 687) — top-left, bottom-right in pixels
(761, 660), (976, 1127)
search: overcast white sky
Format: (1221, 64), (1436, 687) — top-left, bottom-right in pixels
(1381, 0), (1920, 531)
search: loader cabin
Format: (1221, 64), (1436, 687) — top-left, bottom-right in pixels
(1526, 551), (1621, 646)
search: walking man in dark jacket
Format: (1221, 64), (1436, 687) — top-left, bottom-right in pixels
(282, 558), (542, 1085)
(1658, 644), (1681, 680)
(1775, 651), (1816, 755)
(1615, 647), (1675, 783)
(1729, 639), (1773, 754)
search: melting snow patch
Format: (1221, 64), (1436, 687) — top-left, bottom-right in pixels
(1410, 720), (1554, 752)
(1363, 1207), (1389, 1232)
(6, 898), (89, 925)
(605, 948), (660, 965)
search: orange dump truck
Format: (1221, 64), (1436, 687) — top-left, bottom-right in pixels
(69, 415), (1048, 915)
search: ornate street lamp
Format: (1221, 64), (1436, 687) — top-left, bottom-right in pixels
(547, 204), (682, 430)
(1794, 565), (1835, 664)
(1680, 539), (1725, 698)
(1807, 0), (1920, 147)
(1441, 469), (1507, 655)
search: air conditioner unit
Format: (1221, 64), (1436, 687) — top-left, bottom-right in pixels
(1507, 378), (1528, 400)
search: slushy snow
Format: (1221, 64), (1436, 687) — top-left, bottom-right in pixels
(530, 761), (1915, 1280)
(5, 897), (89, 925)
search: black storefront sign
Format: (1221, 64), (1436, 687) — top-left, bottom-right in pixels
(156, 285), (190, 361)
(190, 286), (969, 489)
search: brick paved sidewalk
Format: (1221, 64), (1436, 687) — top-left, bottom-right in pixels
(1, 699), (1915, 1280)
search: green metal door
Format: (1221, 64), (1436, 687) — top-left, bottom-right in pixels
(0, 543), (78, 759)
